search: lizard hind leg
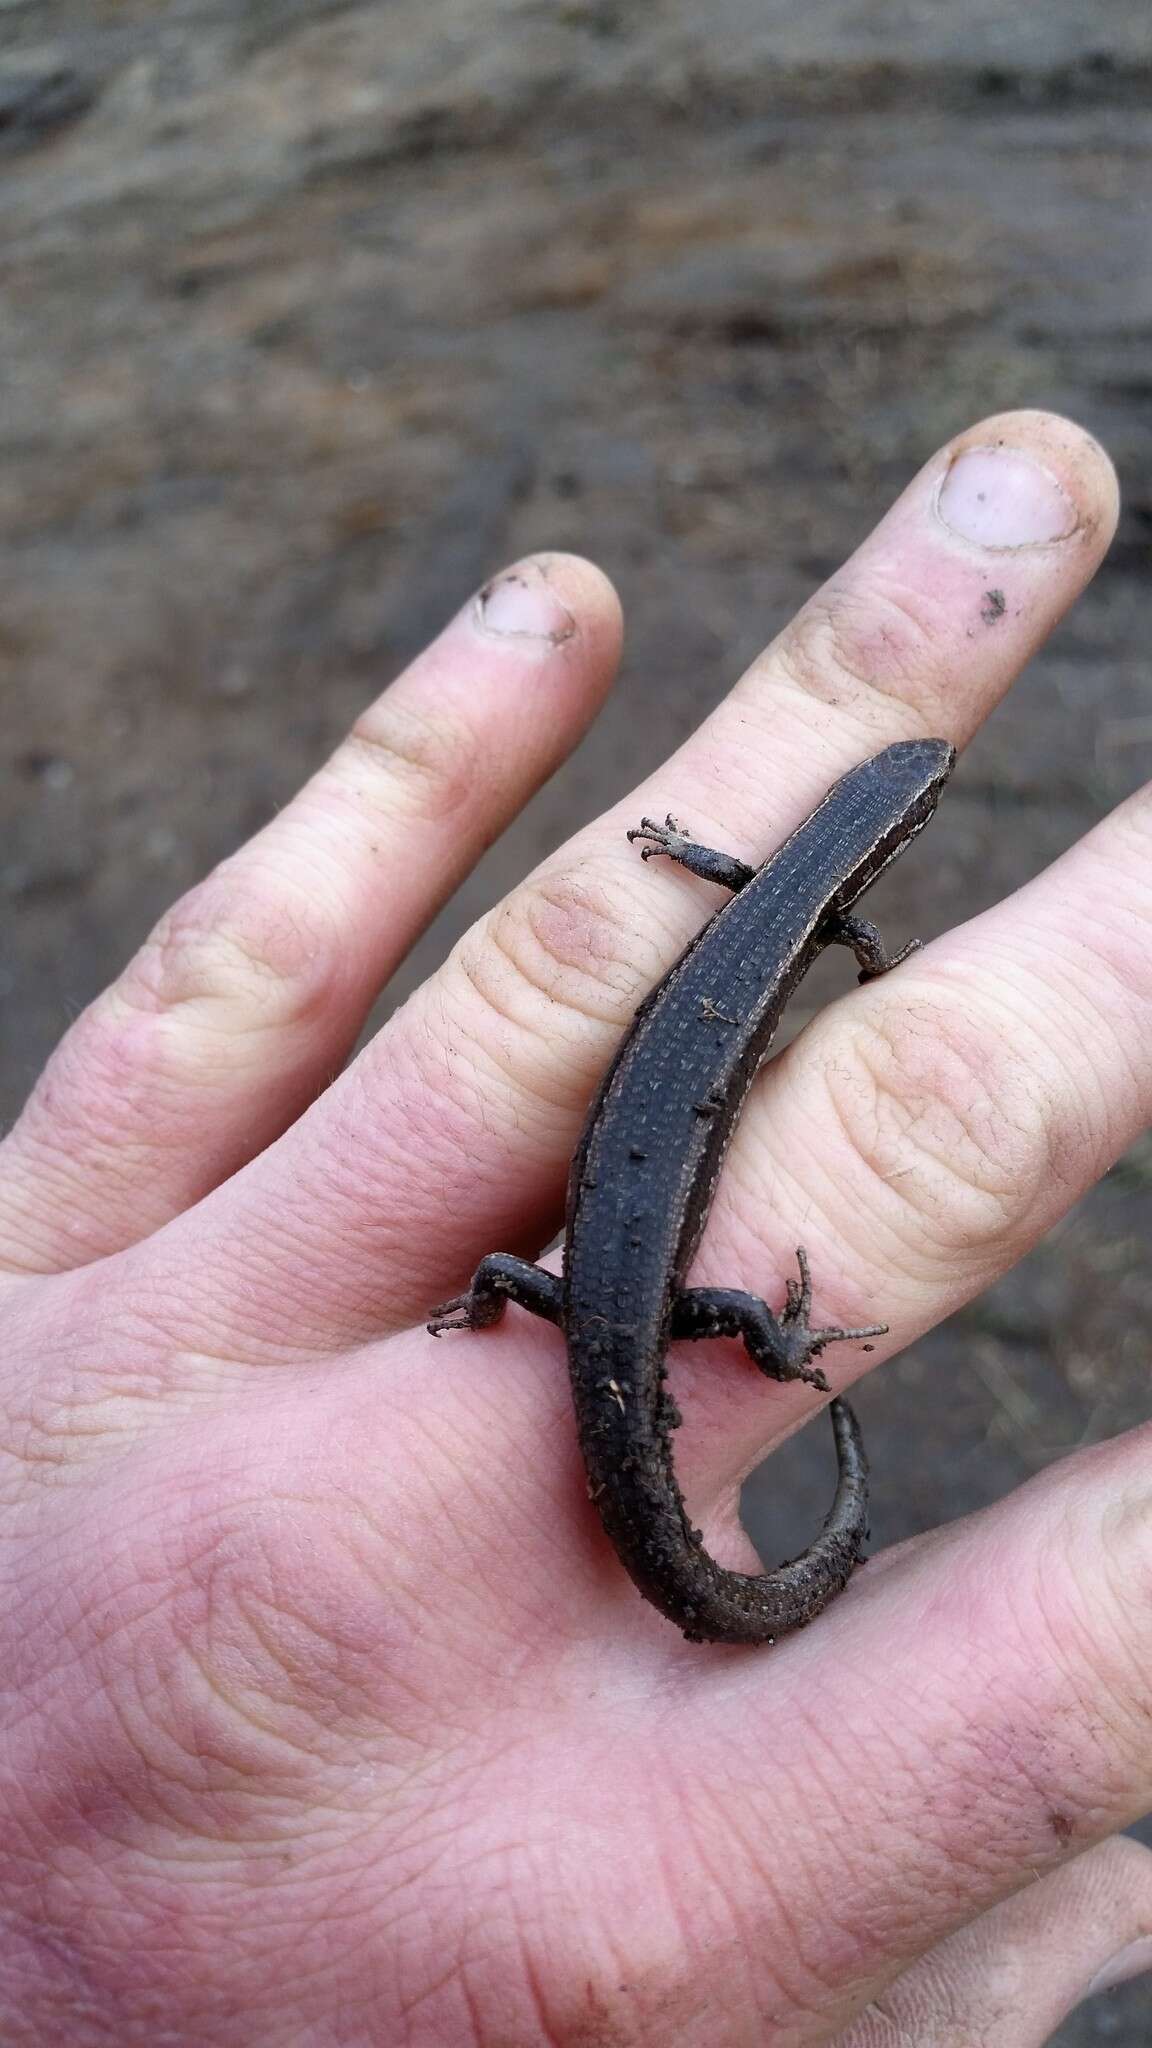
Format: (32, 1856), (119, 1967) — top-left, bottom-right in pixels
(427, 1254), (563, 1335)
(670, 1252), (885, 1391)
(668, 1255), (877, 1628)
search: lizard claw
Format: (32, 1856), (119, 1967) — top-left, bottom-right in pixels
(427, 1295), (473, 1336)
(779, 1249), (886, 1378)
(626, 815), (692, 862)
(781, 1247), (813, 1327)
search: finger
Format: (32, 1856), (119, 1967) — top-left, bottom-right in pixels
(642, 1424), (1152, 2041)
(0, 555), (622, 1276)
(841, 1837), (1152, 2047)
(134, 411), (1120, 1354)
(681, 753), (1152, 1496)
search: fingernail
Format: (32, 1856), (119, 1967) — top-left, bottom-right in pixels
(1087, 1936), (1152, 1998)
(475, 564), (576, 643)
(936, 445), (1080, 548)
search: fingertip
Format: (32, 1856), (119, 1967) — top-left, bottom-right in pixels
(378, 550), (623, 799)
(475, 551), (624, 688)
(937, 408), (1121, 556)
(535, 549), (624, 643)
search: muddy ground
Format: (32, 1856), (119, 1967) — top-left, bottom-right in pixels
(2, 3), (1152, 2038)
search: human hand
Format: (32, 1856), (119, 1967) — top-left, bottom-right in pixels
(3, 410), (1151, 2045)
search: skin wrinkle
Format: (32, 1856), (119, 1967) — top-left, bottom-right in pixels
(0, 1912), (109, 2046)
(178, 1482), (424, 1686)
(453, 939), (593, 1092)
(641, 725), (793, 869)
(721, 1087), (975, 1314)
(686, 1003), (1035, 1340)
(318, 1409), (552, 1658)
(528, 860), (676, 988)
(0, 1170), (153, 1291)
(1070, 893), (1152, 1018)
(395, 1946), (484, 2048)
(85, 1667), (360, 1855)
(862, 1987), (952, 2045)
(445, 947), (610, 1124)
(16, 1528), (182, 1685)
(123, 1259), (336, 1372)
(11, 1063), (211, 1203)
(766, 573), (963, 733)
(723, 683), (915, 810)
(818, 990), (1065, 1260)
(422, 975), (541, 1136)
(517, 1845), (714, 2048)
(738, 1768), (891, 2003)
(684, 1719), (904, 2011)
(485, 868), (660, 1028)
(1043, 1474), (1152, 1759)
(123, 1615), (297, 1798)
(342, 703), (482, 826)
(183, 1224), (390, 1360)
(677, 1786), (824, 2024)
(589, 839), (726, 960)
(35, 1870), (301, 2037)
(122, 875), (346, 1028)
(318, 1043), (492, 1218)
(1045, 970), (1149, 1120)
(33, 1753), (348, 2023)
(362, 1845), (533, 2039)
(409, 982), (562, 1151)
(41, 1313), (256, 1428)
(0, 1311), (196, 1481)
(768, 581), (959, 723)
(986, 955), (1133, 1144)
(713, 1623), (1092, 1970)
(401, 1451), (586, 1655)
(189, 1591), (361, 1762)
(193, 1053), (516, 1342)
(1005, 993), (1114, 1197)
(912, 1708), (1108, 1890)
(506, 1922), (564, 2048)
(967, 915), (1147, 1108)
(24, 878), (352, 1135)
(484, 1917), (638, 2048)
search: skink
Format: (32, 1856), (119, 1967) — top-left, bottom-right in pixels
(430, 738), (955, 1644)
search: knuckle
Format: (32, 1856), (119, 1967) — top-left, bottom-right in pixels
(0, 1284), (133, 1494)
(343, 696), (475, 822)
(117, 868), (343, 1035)
(1076, 1444), (1152, 1729)
(169, 1491), (377, 1737)
(773, 580), (953, 722)
(0, 1382), (75, 1497)
(822, 981), (1081, 1270)
(150, 1402), (458, 1758)
(450, 865), (666, 1109)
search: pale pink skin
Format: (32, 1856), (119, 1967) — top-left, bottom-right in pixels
(3, 412), (1152, 2047)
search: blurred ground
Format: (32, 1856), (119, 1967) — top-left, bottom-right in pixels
(2, 2), (1152, 2038)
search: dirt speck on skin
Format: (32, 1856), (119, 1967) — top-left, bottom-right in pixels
(981, 587), (1008, 624)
